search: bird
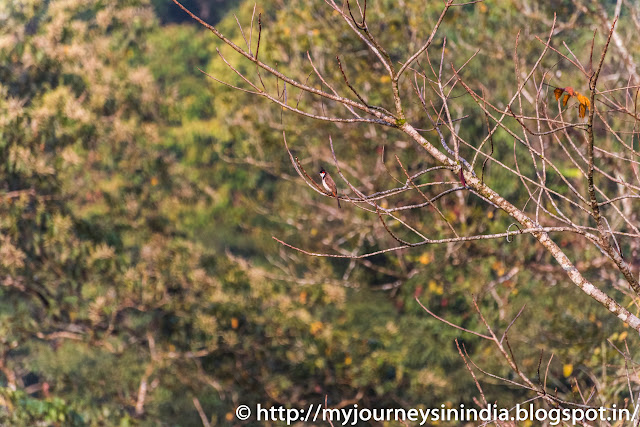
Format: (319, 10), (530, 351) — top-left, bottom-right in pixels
(319, 168), (341, 208)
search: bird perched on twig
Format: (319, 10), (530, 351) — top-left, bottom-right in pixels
(319, 168), (341, 208)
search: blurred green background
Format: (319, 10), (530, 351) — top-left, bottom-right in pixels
(0, 0), (637, 425)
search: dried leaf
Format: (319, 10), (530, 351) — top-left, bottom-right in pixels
(575, 92), (590, 118)
(576, 93), (590, 107)
(554, 87), (564, 100)
(575, 92), (589, 107)
(555, 85), (591, 118)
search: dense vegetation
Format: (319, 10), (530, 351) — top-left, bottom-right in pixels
(0, 0), (637, 425)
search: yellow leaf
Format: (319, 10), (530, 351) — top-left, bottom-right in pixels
(578, 103), (586, 118)
(563, 363), (573, 378)
(150, 177), (158, 186)
(225, 412), (234, 421)
(310, 321), (323, 335)
(576, 92), (590, 118)
(418, 252), (433, 265)
(299, 291), (307, 304)
(575, 92), (590, 108)
(428, 280), (444, 295)
(562, 93), (570, 107)
(344, 355), (352, 365)
(231, 317), (239, 329)
(491, 260), (505, 276)
(619, 331), (628, 341)
(380, 75), (391, 83)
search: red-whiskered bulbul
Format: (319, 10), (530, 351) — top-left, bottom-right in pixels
(319, 168), (341, 208)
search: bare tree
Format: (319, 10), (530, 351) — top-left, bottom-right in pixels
(171, 0), (640, 336)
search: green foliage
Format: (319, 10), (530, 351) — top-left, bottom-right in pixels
(0, 0), (637, 425)
(0, 387), (85, 426)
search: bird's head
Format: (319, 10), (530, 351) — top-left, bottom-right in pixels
(319, 168), (326, 177)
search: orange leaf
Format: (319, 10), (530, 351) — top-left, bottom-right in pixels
(564, 86), (576, 97)
(575, 92), (590, 108)
(554, 88), (564, 100)
(575, 92), (590, 118)
(578, 103), (586, 118)
(562, 93), (570, 107)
